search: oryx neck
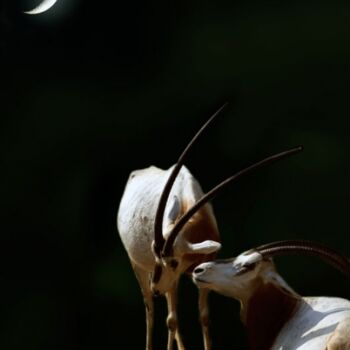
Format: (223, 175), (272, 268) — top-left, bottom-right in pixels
(242, 281), (301, 350)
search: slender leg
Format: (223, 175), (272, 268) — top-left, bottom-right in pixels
(175, 326), (186, 350)
(132, 263), (154, 350)
(165, 283), (185, 350)
(198, 288), (211, 350)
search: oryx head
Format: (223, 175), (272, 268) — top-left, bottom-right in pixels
(150, 103), (303, 295)
(192, 240), (350, 299)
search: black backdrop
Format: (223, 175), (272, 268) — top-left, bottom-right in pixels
(1, 0), (350, 348)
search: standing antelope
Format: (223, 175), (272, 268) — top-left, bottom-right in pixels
(193, 240), (350, 350)
(117, 104), (302, 350)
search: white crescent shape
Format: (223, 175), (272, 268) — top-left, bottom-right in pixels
(24, 0), (58, 15)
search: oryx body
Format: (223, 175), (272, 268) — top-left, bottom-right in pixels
(193, 247), (350, 350)
(118, 165), (219, 273)
(274, 296), (350, 350)
(116, 104), (303, 350)
(118, 165), (220, 350)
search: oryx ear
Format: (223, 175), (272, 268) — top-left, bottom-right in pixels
(167, 195), (181, 222)
(186, 240), (221, 254)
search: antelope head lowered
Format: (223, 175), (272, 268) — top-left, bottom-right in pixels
(117, 103), (302, 350)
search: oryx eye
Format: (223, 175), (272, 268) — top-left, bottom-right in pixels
(235, 266), (248, 275)
(169, 259), (178, 269)
(235, 262), (257, 275)
(245, 262), (257, 270)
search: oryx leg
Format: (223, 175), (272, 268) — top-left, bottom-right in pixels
(165, 283), (185, 350)
(132, 263), (154, 350)
(327, 317), (350, 350)
(198, 288), (211, 350)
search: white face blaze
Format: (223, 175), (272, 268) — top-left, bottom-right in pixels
(192, 251), (270, 299)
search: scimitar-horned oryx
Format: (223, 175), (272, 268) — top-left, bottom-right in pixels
(117, 104), (302, 350)
(193, 240), (350, 350)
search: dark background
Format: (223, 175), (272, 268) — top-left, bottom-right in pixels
(1, 0), (350, 348)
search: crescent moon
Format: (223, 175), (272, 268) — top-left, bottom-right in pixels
(24, 0), (58, 15)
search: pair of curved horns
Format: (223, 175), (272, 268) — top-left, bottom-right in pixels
(153, 102), (229, 258)
(153, 103), (303, 260)
(256, 240), (350, 277)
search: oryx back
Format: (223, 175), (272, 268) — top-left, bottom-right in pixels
(117, 165), (218, 271)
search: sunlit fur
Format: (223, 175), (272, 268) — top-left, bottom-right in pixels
(118, 165), (221, 350)
(193, 251), (350, 350)
(118, 165), (220, 292)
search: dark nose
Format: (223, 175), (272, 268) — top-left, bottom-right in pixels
(193, 267), (205, 275)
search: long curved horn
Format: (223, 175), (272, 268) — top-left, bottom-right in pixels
(162, 146), (303, 257)
(256, 240), (350, 277)
(255, 239), (332, 251)
(153, 103), (228, 258)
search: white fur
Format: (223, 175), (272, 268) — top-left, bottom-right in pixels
(117, 164), (220, 350)
(193, 251), (350, 349)
(117, 165), (219, 271)
(272, 297), (350, 350)
(234, 251), (261, 267)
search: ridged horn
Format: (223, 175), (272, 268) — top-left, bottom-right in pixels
(256, 240), (350, 277)
(162, 146), (303, 257)
(152, 102), (228, 258)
